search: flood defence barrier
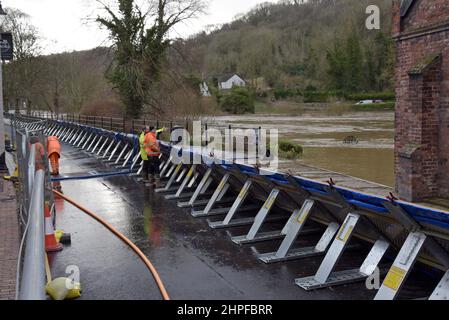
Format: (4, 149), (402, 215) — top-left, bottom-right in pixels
(6, 113), (449, 300)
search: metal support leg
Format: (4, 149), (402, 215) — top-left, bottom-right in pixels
(62, 128), (71, 140)
(295, 212), (362, 289)
(101, 140), (115, 158)
(134, 160), (144, 176)
(85, 134), (96, 150)
(164, 165), (198, 199)
(374, 231), (426, 300)
(178, 168), (212, 207)
(114, 146), (129, 165)
(296, 238), (389, 290)
(44, 124), (54, 135)
(108, 141), (122, 161)
(160, 163), (183, 191)
(160, 156), (172, 177)
(231, 189), (281, 244)
(50, 125), (59, 136)
(176, 168), (187, 183)
(87, 135), (99, 152)
(121, 149), (134, 167)
(258, 199), (315, 263)
(80, 133), (92, 148)
(68, 130), (78, 144)
(97, 138), (110, 156)
(159, 159), (166, 171)
(91, 137), (103, 153)
(208, 180), (254, 229)
(430, 270), (449, 300)
(62, 129), (73, 142)
(56, 127), (65, 138)
(191, 174), (231, 217)
(175, 165), (196, 197)
(65, 129), (76, 142)
(57, 127), (67, 138)
(71, 129), (82, 144)
(129, 153), (141, 171)
(70, 130), (80, 143)
(188, 172), (199, 188)
(79, 132), (90, 147)
(165, 163), (176, 178)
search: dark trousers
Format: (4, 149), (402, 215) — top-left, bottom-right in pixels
(148, 157), (160, 175)
(142, 158), (149, 177)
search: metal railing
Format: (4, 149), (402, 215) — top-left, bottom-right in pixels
(19, 169), (46, 300)
(7, 118), (54, 300)
(19, 111), (261, 139)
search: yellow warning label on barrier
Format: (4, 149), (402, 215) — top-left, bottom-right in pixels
(383, 266), (406, 291)
(337, 225), (353, 243)
(238, 184), (250, 199)
(297, 210), (308, 224)
(187, 169), (193, 178)
(263, 191), (278, 209)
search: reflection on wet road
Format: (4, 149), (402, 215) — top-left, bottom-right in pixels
(50, 143), (382, 300)
(213, 110), (394, 186)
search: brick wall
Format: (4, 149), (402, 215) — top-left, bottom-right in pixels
(402, 0), (449, 31)
(394, 0), (449, 201)
(0, 180), (19, 300)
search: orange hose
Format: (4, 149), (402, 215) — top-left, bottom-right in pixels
(52, 189), (170, 300)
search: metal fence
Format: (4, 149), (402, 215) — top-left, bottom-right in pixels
(8, 117), (55, 300)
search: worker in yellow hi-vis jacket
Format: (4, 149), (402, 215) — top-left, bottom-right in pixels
(144, 126), (161, 188)
(139, 126), (150, 183)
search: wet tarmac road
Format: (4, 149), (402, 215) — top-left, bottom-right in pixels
(47, 143), (439, 300)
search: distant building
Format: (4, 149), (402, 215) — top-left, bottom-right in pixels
(393, 0), (449, 201)
(217, 73), (246, 91)
(199, 82), (211, 97)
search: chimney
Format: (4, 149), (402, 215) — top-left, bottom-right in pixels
(392, 0), (401, 37)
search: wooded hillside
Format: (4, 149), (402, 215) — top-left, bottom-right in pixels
(179, 0), (394, 93)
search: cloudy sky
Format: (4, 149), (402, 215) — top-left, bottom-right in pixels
(3, 0), (273, 54)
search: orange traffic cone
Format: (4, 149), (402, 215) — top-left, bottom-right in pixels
(45, 203), (63, 252)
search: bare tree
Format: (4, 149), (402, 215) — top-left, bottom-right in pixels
(96, 0), (206, 118)
(2, 7), (42, 114)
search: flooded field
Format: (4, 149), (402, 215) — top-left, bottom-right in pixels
(212, 109), (395, 187)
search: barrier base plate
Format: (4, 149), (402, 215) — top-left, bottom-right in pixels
(295, 267), (388, 291)
(191, 205), (259, 218)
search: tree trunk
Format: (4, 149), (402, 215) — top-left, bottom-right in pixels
(4, 97), (9, 112)
(27, 98), (32, 115)
(15, 98), (20, 114)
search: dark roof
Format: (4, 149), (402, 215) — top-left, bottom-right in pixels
(401, 0), (416, 17)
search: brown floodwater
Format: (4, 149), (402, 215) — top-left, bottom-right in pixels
(212, 109), (395, 187)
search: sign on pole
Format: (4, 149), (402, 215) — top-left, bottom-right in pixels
(0, 32), (13, 60)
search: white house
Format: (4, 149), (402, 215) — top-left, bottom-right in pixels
(217, 74), (246, 91)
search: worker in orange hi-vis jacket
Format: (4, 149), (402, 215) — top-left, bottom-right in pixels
(144, 126), (161, 187)
(47, 136), (61, 176)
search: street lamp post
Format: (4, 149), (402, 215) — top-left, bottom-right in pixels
(0, 2), (7, 171)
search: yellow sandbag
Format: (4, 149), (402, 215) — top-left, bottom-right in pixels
(55, 230), (65, 243)
(66, 282), (82, 299)
(46, 277), (82, 300)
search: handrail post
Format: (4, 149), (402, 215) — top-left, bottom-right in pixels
(27, 144), (36, 197)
